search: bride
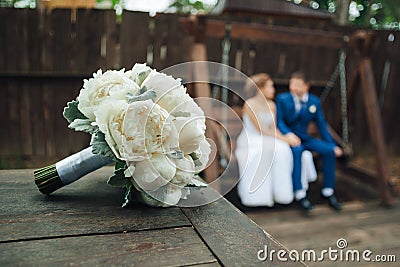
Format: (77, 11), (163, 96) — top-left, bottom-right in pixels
(235, 73), (317, 207)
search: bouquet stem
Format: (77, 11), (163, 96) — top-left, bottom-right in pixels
(34, 147), (113, 195)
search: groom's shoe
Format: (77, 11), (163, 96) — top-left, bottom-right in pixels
(322, 194), (342, 211)
(297, 197), (314, 213)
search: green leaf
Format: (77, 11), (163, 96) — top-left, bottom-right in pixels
(63, 100), (88, 124)
(107, 168), (130, 187)
(122, 185), (132, 208)
(139, 86), (147, 94)
(135, 70), (151, 87)
(90, 131), (116, 160)
(171, 111), (191, 117)
(115, 160), (127, 170)
(68, 119), (98, 134)
(189, 152), (203, 167)
(127, 89), (157, 103)
(167, 150), (184, 159)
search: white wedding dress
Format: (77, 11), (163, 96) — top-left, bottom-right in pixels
(235, 112), (317, 207)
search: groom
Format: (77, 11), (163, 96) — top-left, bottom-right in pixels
(276, 71), (343, 212)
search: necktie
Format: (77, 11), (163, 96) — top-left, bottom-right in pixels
(300, 100), (307, 114)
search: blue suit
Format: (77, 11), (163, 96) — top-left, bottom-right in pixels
(276, 92), (337, 192)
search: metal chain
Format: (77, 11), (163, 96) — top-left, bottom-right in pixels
(320, 63), (340, 104)
(339, 49), (349, 147)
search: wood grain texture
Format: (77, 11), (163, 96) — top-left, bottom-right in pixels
(0, 227), (219, 267)
(0, 168), (191, 242)
(0, 168), (302, 266)
(182, 197), (305, 266)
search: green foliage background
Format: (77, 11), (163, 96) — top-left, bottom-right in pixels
(1, 0), (399, 29)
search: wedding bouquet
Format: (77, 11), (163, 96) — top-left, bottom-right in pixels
(34, 63), (211, 207)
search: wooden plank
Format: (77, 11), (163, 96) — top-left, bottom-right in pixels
(4, 9), (18, 72)
(76, 9), (103, 73)
(42, 83), (56, 158)
(152, 14), (165, 69)
(31, 82), (46, 157)
(180, 18), (344, 48)
(0, 227), (219, 267)
(182, 196), (305, 266)
(54, 80), (73, 157)
(0, 8), (7, 71)
(27, 9), (41, 72)
(239, 39), (255, 75)
(359, 58), (393, 206)
(101, 10), (118, 69)
(152, 13), (194, 69)
(120, 11), (150, 69)
(0, 79), (9, 162)
(7, 81), (21, 157)
(16, 9), (30, 72)
(20, 84), (33, 156)
(0, 167), (191, 242)
(50, 9), (73, 72)
(246, 199), (400, 267)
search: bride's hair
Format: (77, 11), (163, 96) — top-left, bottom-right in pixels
(244, 73), (271, 98)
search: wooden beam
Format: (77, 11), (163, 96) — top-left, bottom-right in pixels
(180, 17), (345, 48)
(359, 58), (393, 206)
(190, 43), (221, 190)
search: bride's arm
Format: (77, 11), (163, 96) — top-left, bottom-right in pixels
(243, 102), (278, 137)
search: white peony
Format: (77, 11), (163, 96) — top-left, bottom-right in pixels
(193, 138), (212, 173)
(128, 63), (153, 87)
(171, 155), (195, 187)
(94, 99), (128, 160)
(121, 99), (179, 161)
(140, 69), (186, 112)
(130, 153), (176, 191)
(135, 182), (183, 207)
(173, 115), (206, 154)
(77, 69), (139, 121)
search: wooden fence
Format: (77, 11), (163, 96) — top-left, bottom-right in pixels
(0, 8), (399, 168)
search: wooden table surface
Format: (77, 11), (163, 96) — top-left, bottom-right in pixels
(0, 168), (303, 267)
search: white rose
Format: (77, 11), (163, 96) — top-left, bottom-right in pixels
(171, 155), (195, 186)
(94, 99), (128, 160)
(122, 99), (179, 161)
(131, 153), (176, 191)
(174, 115), (206, 154)
(78, 69), (139, 121)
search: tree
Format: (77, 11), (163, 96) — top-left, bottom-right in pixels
(300, 0), (400, 29)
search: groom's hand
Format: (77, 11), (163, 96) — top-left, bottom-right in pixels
(286, 133), (301, 147)
(334, 146), (343, 157)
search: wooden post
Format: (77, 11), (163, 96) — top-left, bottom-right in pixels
(359, 58), (393, 206)
(187, 16), (221, 190)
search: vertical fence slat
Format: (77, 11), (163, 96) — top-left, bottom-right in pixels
(76, 9), (102, 73)
(42, 83), (56, 158)
(120, 11), (150, 69)
(0, 8), (7, 72)
(0, 80), (9, 161)
(7, 82), (21, 157)
(5, 9), (19, 72)
(52, 9), (73, 72)
(102, 10), (118, 69)
(20, 84), (33, 156)
(31, 82), (46, 158)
